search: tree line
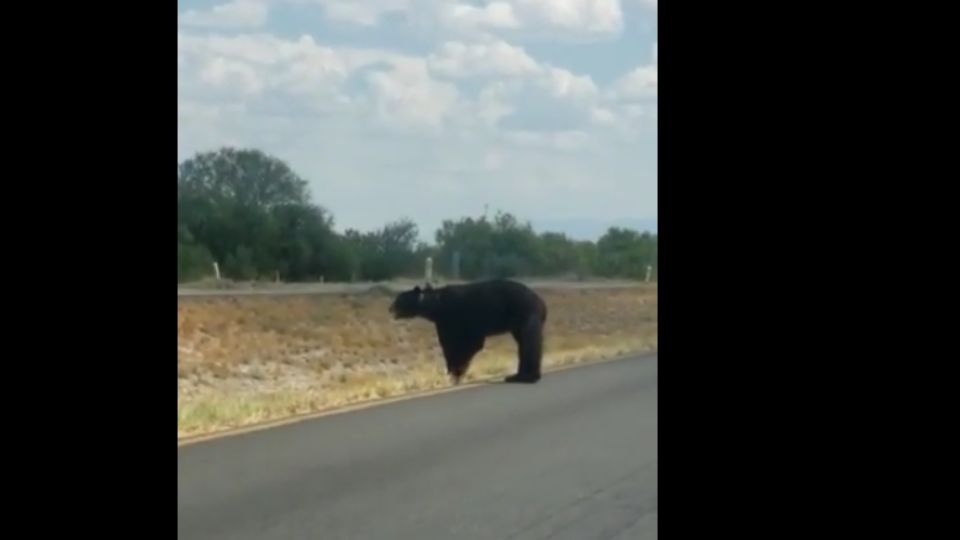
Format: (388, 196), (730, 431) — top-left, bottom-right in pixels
(178, 148), (658, 284)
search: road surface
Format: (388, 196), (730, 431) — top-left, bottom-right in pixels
(177, 354), (658, 539)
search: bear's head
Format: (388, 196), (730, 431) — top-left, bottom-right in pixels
(389, 284), (436, 319)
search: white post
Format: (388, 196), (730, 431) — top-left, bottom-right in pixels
(425, 257), (433, 285)
(645, 265), (652, 282)
(213, 262), (221, 280)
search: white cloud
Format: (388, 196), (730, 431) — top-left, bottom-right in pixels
(483, 150), (505, 171)
(440, 1), (522, 31)
(367, 58), (461, 130)
(542, 66), (598, 99)
(596, 45), (657, 135)
(635, 0), (657, 11)
(514, 0), (623, 34)
(624, 103), (656, 120)
(180, 33), (345, 69)
(466, 60), (597, 102)
(607, 46), (658, 101)
(179, 0), (269, 29)
(179, 33), (404, 106)
(199, 57), (265, 96)
(307, 0), (412, 26)
(472, 84), (515, 127)
(590, 106), (617, 126)
(610, 65), (657, 100)
(179, 101), (246, 125)
(430, 51), (601, 138)
(437, 0), (623, 39)
(503, 129), (592, 151)
(426, 39), (597, 105)
(180, 29), (633, 138)
(179, 31), (470, 132)
(177, 15), (658, 233)
(427, 39), (540, 78)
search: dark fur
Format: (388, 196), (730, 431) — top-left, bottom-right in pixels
(389, 279), (548, 384)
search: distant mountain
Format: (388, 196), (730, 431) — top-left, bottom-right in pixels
(531, 218), (658, 241)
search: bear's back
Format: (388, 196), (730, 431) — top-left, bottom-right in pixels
(439, 279), (543, 335)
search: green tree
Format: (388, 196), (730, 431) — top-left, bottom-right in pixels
(177, 224), (215, 282)
(573, 240), (599, 279)
(487, 212), (541, 277)
(435, 216), (495, 279)
(435, 211), (542, 279)
(177, 147), (343, 282)
(177, 145), (657, 284)
(268, 203), (344, 281)
(377, 219), (420, 277)
(178, 147), (309, 209)
(596, 228), (658, 279)
(342, 219), (421, 281)
(537, 232), (579, 276)
(223, 245), (257, 280)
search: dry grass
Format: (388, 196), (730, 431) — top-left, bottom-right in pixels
(178, 284), (657, 438)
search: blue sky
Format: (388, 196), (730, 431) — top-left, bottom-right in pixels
(178, 0), (657, 241)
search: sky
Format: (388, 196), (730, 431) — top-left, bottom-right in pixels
(177, 0), (657, 242)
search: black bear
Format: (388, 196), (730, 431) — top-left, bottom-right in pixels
(389, 279), (548, 384)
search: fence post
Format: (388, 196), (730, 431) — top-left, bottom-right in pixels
(425, 257), (433, 285)
(645, 265), (652, 282)
(213, 262), (221, 280)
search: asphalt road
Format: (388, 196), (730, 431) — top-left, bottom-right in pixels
(177, 354), (658, 540)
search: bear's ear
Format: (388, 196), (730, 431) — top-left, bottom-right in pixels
(413, 286), (421, 293)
